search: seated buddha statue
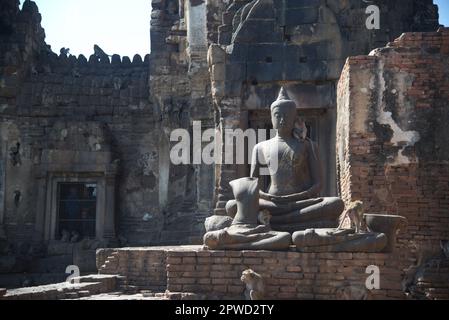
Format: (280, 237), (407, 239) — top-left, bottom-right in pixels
(226, 88), (344, 233)
(203, 177), (292, 250)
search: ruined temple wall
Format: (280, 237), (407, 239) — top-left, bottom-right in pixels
(0, 0), (232, 252)
(3, 82), (170, 246)
(208, 0), (441, 214)
(337, 28), (449, 250)
(0, 0), (446, 255)
(2, 57), (166, 245)
(0, 0), (217, 254)
(149, 0), (217, 243)
(0, 0), (48, 249)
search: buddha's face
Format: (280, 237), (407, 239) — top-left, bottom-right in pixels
(271, 104), (296, 134)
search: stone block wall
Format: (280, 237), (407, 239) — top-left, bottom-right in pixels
(337, 28), (449, 251)
(209, 0), (441, 214)
(0, 0), (217, 261)
(97, 246), (414, 300)
(98, 247), (168, 291)
(0, 0), (218, 284)
(165, 250), (412, 300)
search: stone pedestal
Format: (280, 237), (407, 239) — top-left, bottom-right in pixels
(96, 246), (417, 300)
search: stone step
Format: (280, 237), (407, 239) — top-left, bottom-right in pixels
(416, 281), (449, 289)
(0, 273), (68, 289)
(1, 274), (120, 300)
(64, 292), (79, 299)
(78, 290), (91, 297)
(119, 285), (139, 294)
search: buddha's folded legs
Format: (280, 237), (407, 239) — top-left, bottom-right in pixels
(269, 197), (344, 226)
(259, 198), (324, 215)
(225, 197), (344, 233)
(203, 225), (292, 250)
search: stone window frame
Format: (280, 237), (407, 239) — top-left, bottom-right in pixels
(35, 151), (118, 243)
(46, 174), (105, 241)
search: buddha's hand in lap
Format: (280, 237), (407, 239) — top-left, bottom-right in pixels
(260, 192), (298, 203)
(260, 191), (315, 203)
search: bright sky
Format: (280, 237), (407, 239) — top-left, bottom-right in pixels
(436, 0), (449, 27)
(22, 0), (151, 58)
(19, 0), (449, 58)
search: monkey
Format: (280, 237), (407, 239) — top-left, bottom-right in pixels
(258, 209), (271, 226)
(335, 283), (368, 300)
(402, 241), (443, 299)
(241, 269), (265, 300)
(294, 118), (308, 141)
(336, 200), (365, 234)
(60, 47), (70, 56)
(93, 44), (111, 61)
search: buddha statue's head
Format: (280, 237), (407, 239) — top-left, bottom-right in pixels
(270, 87), (297, 136)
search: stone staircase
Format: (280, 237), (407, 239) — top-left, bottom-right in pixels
(0, 274), (120, 300)
(98, 251), (120, 274)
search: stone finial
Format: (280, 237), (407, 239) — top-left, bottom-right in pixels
(271, 87), (296, 111)
(277, 87), (290, 101)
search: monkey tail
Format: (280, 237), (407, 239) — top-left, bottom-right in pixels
(337, 210), (347, 229)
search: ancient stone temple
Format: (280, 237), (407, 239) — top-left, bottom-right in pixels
(1, 0), (449, 300)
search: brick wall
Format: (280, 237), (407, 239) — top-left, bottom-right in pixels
(98, 247), (168, 291)
(0, 0), (213, 255)
(337, 28), (449, 251)
(97, 246), (413, 300)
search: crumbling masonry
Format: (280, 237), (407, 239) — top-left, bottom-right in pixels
(0, 0), (448, 299)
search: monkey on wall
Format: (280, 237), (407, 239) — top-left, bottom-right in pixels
(241, 269), (265, 300)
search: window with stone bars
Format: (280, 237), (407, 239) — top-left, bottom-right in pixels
(56, 182), (97, 240)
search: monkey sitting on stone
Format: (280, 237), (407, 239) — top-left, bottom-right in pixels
(335, 282), (368, 300)
(336, 200), (366, 234)
(60, 47), (70, 56)
(241, 269), (265, 300)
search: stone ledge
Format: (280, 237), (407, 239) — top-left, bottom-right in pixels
(97, 246), (412, 300)
(0, 274), (119, 300)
